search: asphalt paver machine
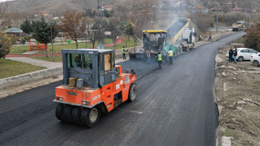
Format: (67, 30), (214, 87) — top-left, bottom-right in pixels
(53, 49), (138, 127)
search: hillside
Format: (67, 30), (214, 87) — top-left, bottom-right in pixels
(6, 0), (97, 14)
(5, 0), (260, 15)
(5, 0), (158, 15)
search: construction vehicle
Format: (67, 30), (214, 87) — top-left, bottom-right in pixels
(166, 18), (196, 53)
(53, 49), (138, 127)
(130, 18), (196, 61)
(232, 21), (245, 31)
(142, 30), (167, 52)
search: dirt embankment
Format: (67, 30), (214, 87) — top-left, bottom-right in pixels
(215, 44), (260, 145)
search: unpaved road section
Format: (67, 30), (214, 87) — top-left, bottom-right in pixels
(215, 45), (260, 145)
(0, 32), (244, 146)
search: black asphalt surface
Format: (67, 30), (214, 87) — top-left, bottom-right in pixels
(0, 32), (245, 146)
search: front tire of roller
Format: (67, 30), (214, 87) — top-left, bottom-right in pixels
(128, 83), (138, 102)
(55, 103), (64, 121)
(80, 107), (100, 128)
(62, 105), (73, 123)
(72, 106), (82, 125)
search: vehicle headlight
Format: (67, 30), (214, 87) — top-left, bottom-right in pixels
(82, 101), (89, 105)
(56, 97), (63, 101)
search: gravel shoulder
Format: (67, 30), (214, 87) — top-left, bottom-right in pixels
(215, 44), (260, 146)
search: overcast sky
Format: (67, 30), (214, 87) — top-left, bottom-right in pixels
(0, 0), (15, 3)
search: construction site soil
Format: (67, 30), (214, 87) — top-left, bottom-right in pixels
(215, 45), (260, 146)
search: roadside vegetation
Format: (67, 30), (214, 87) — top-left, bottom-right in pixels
(10, 38), (138, 55)
(0, 59), (46, 79)
(244, 23), (260, 52)
(234, 37), (246, 44)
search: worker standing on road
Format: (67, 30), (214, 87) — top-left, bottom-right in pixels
(122, 46), (126, 60)
(168, 48), (173, 65)
(208, 33), (212, 41)
(158, 52), (162, 68)
(199, 34), (202, 41)
(228, 48), (233, 63)
(234, 47), (237, 63)
(147, 50), (151, 64)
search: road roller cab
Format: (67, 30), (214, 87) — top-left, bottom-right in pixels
(53, 49), (137, 127)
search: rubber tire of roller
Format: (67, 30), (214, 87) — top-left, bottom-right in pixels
(80, 108), (100, 128)
(128, 83), (138, 102)
(62, 105), (73, 123)
(55, 103), (64, 121)
(72, 106), (82, 125)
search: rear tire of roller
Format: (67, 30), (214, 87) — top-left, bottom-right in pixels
(62, 105), (73, 123)
(72, 106), (82, 125)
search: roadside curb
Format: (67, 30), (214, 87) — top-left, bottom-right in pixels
(0, 56), (131, 99)
(221, 136), (232, 146)
(0, 67), (63, 91)
(215, 52), (232, 146)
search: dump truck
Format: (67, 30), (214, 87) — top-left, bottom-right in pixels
(166, 18), (196, 53)
(53, 49), (138, 127)
(232, 21), (245, 31)
(130, 18), (196, 61)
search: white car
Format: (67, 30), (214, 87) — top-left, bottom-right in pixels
(250, 53), (260, 67)
(226, 48), (259, 61)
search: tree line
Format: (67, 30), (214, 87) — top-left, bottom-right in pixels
(16, 10), (136, 57)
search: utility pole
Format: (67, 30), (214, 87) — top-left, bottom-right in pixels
(194, 0), (197, 27)
(51, 25), (54, 62)
(97, 0), (103, 45)
(214, 2), (220, 32)
(249, 7), (252, 28)
(216, 7), (219, 32)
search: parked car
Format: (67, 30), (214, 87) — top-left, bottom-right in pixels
(250, 53), (260, 67)
(226, 48), (259, 61)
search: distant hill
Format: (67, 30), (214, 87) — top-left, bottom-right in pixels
(5, 0), (155, 15)
(6, 0), (97, 14)
(6, 0), (260, 15)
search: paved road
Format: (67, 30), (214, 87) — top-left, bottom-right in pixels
(0, 32), (245, 146)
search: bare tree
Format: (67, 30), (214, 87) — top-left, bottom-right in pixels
(86, 21), (99, 49)
(58, 11), (87, 49)
(105, 20), (121, 49)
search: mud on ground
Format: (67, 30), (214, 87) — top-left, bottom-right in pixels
(215, 45), (260, 146)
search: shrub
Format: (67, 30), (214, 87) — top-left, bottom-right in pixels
(0, 32), (12, 58)
(244, 23), (260, 51)
(190, 12), (214, 33)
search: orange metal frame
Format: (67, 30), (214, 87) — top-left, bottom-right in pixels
(55, 65), (137, 112)
(29, 37), (48, 51)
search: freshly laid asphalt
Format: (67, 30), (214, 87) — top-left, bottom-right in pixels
(0, 32), (245, 146)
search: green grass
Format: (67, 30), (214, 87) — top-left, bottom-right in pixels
(10, 38), (139, 55)
(234, 37), (246, 44)
(27, 38), (139, 62)
(31, 54), (124, 63)
(225, 128), (234, 137)
(0, 59), (47, 79)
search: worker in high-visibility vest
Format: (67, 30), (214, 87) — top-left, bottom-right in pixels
(122, 46), (126, 60)
(157, 52), (162, 68)
(147, 50), (151, 64)
(168, 48), (174, 65)
(199, 34), (202, 41)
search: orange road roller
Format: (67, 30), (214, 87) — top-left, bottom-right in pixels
(53, 49), (138, 127)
